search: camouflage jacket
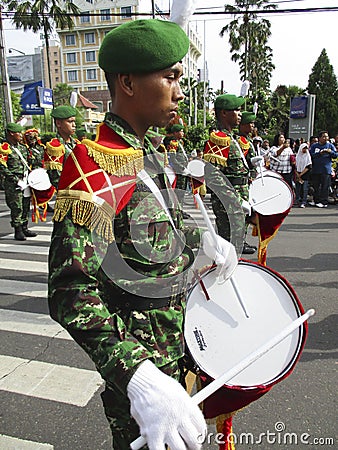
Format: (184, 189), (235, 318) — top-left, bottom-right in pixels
(48, 113), (200, 393)
(0, 141), (31, 184)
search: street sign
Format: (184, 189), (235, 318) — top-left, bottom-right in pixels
(37, 87), (53, 109)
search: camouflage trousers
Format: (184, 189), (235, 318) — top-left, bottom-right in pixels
(101, 359), (182, 450)
(211, 183), (248, 246)
(4, 180), (31, 228)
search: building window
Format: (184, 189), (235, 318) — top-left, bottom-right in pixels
(80, 12), (90, 23)
(86, 0), (93, 3)
(100, 9), (110, 21)
(86, 69), (97, 80)
(65, 34), (75, 46)
(53, 51), (58, 56)
(56, 77), (59, 82)
(54, 60), (58, 65)
(87, 87), (97, 91)
(85, 51), (96, 62)
(121, 6), (132, 19)
(66, 52), (77, 64)
(68, 70), (78, 82)
(55, 68), (58, 73)
(84, 32), (95, 44)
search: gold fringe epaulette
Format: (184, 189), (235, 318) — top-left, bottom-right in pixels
(44, 161), (63, 171)
(53, 190), (115, 243)
(204, 153), (228, 167)
(210, 131), (231, 147)
(238, 136), (250, 150)
(82, 139), (144, 176)
(0, 142), (12, 154)
(46, 138), (65, 157)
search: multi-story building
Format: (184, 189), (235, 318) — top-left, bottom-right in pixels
(40, 41), (62, 89)
(57, 0), (202, 114)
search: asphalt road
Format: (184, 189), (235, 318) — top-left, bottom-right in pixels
(0, 190), (337, 450)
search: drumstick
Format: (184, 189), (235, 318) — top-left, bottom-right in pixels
(130, 308), (315, 450)
(194, 193), (249, 318)
(251, 192), (281, 208)
(193, 270), (210, 301)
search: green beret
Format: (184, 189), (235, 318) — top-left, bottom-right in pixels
(214, 94), (245, 111)
(241, 111), (256, 124)
(51, 105), (77, 119)
(171, 124), (184, 133)
(99, 19), (189, 74)
(6, 122), (24, 133)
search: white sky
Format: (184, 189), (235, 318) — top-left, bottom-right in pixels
(3, 0), (338, 95)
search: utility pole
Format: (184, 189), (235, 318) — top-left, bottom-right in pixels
(0, 6), (13, 129)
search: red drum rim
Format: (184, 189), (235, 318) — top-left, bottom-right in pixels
(185, 260), (307, 390)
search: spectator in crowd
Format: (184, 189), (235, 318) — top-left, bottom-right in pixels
(309, 130), (338, 207)
(269, 133), (296, 189)
(295, 142), (312, 208)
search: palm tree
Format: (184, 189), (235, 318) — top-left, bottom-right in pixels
(220, 0), (276, 99)
(4, 0), (80, 88)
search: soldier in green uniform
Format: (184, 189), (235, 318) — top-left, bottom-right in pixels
(23, 128), (45, 169)
(164, 123), (191, 218)
(44, 105), (78, 189)
(0, 123), (37, 240)
(237, 111), (264, 254)
(204, 94), (255, 254)
(48, 19), (238, 450)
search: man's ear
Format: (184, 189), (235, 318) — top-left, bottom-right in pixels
(117, 74), (134, 97)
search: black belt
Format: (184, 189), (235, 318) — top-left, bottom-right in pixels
(227, 176), (248, 186)
(114, 291), (183, 311)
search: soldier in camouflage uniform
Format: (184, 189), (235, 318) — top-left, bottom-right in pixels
(44, 105), (78, 189)
(237, 111), (264, 254)
(23, 128), (45, 169)
(204, 94), (255, 254)
(164, 123), (191, 219)
(48, 19), (238, 450)
(0, 123), (37, 240)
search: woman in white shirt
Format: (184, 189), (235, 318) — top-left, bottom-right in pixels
(269, 133), (296, 189)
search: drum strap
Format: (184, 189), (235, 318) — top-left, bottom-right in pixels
(12, 146), (31, 173)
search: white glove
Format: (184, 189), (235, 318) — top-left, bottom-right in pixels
(241, 199), (252, 216)
(250, 155), (264, 167)
(17, 179), (28, 190)
(202, 231), (238, 281)
(127, 360), (206, 450)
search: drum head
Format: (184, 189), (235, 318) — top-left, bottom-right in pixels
(249, 176), (293, 215)
(256, 168), (283, 180)
(28, 168), (51, 191)
(185, 262), (304, 387)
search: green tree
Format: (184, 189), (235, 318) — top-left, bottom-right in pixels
(220, 0), (276, 99)
(4, 0), (79, 88)
(307, 49), (338, 136)
(53, 83), (74, 106)
(267, 85), (306, 137)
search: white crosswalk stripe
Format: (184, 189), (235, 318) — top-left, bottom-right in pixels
(0, 191), (214, 448)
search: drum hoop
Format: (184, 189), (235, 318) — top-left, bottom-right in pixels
(186, 259), (307, 389)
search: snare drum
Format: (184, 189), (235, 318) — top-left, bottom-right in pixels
(28, 168), (56, 222)
(249, 175), (293, 215)
(184, 261), (307, 418)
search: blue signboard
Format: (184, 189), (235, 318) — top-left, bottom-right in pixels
(290, 96), (308, 119)
(20, 81), (44, 115)
(37, 87), (53, 109)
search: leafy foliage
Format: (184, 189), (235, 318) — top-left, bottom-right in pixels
(307, 49), (338, 136)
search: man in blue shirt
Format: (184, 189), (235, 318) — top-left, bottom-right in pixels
(309, 131), (338, 207)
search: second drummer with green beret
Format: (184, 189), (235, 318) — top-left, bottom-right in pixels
(44, 105), (78, 189)
(204, 94), (256, 254)
(48, 18), (239, 450)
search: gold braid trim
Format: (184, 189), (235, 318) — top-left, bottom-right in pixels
(83, 139), (144, 176)
(210, 132), (231, 147)
(238, 137), (250, 150)
(0, 160), (7, 167)
(44, 161), (63, 171)
(204, 153), (228, 167)
(53, 190), (115, 243)
(46, 141), (65, 156)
